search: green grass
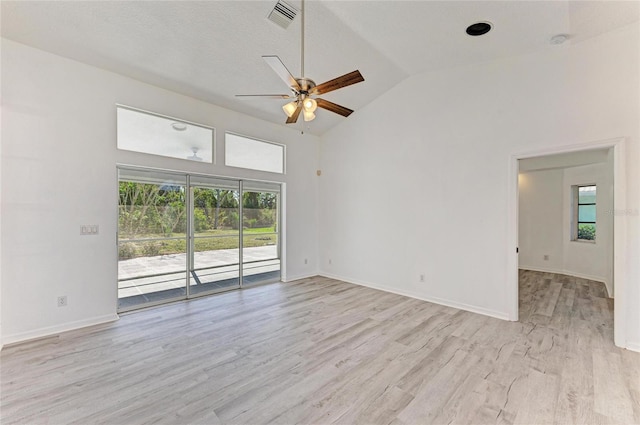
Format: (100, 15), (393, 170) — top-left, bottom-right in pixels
(244, 227), (277, 234)
(118, 227), (278, 260)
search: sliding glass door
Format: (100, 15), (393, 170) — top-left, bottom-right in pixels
(242, 182), (281, 286)
(117, 167), (281, 311)
(189, 176), (241, 296)
(117, 168), (188, 309)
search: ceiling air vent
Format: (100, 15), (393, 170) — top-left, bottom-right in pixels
(267, 0), (298, 29)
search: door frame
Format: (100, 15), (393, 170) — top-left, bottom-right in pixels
(507, 137), (628, 348)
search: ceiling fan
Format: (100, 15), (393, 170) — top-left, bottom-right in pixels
(236, 0), (364, 124)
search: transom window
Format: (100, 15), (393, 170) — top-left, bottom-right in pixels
(225, 132), (285, 174)
(117, 105), (214, 163)
(573, 185), (596, 241)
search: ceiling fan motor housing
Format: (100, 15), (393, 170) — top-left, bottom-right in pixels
(295, 78), (316, 95)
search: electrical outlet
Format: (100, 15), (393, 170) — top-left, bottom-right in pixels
(328, 259), (332, 265)
(57, 296), (67, 307)
(304, 258), (308, 265)
(420, 274), (425, 283)
(543, 255), (550, 261)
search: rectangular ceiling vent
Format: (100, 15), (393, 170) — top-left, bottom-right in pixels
(267, 0), (298, 29)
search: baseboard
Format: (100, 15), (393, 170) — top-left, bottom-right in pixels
(519, 265), (565, 275)
(562, 269), (609, 287)
(519, 265), (611, 297)
(281, 272), (319, 283)
(1, 314), (119, 347)
(319, 272), (510, 321)
(625, 341), (640, 353)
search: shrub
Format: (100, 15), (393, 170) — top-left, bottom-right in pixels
(229, 211), (240, 230)
(142, 242), (162, 257)
(118, 243), (136, 260)
(578, 224), (596, 240)
(193, 208), (209, 232)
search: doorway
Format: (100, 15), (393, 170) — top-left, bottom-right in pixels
(508, 138), (628, 348)
(117, 166), (281, 311)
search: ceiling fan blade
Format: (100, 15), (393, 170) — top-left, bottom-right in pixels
(316, 98), (354, 117)
(263, 56), (301, 91)
(309, 70), (364, 95)
(286, 104), (302, 124)
(235, 94), (292, 99)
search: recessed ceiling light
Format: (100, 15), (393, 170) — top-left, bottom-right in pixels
(171, 122), (187, 131)
(466, 22), (492, 36)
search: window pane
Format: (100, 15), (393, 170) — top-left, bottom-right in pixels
(118, 170), (188, 310)
(117, 106), (213, 163)
(578, 186), (596, 204)
(242, 190), (280, 285)
(578, 205), (596, 222)
(225, 133), (284, 174)
(578, 223), (596, 240)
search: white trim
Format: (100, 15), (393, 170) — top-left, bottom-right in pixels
(611, 138), (627, 347)
(320, 272), (510, 321)
(509, 137), (628, 348)
(626, 342), (640, 353)
(1, 314), (119, 347)
(518, 265), (565, 275)
(282, 272), (319, 283)
(280, 182), (287, 282)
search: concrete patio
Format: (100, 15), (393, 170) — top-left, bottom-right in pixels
(118, 245), (280, 308)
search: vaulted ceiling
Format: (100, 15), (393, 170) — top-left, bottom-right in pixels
(2, 1), (638, 135)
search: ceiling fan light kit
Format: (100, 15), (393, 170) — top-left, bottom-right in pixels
(282, 100), (299, 117)
(303, 110), (316, 122)
(303, 98), (317, 113)
(236, 0), (364, 124)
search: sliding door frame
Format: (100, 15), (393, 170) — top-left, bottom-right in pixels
(117, 164), (282, 311)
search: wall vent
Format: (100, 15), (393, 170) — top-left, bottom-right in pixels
(268, 0), (298, 29)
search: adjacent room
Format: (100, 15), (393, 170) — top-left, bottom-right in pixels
(1, 1), (639, 424)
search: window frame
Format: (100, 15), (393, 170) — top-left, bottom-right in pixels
(116, 104), (216, 163)
(572, 184), (597, 242)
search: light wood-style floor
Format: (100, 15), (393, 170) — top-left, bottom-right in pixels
(1, 271), (639, 424)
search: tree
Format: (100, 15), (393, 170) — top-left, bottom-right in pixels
(213, 189), (237, 229)
(119, 182), (185, 237)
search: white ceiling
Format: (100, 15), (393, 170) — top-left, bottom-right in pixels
(2, 1), (638, 135)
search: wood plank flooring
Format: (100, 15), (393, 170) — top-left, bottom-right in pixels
(1, 271), (639, 424)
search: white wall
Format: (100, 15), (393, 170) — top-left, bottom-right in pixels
(1, 39), (320, 345)
(518, 162), (614, 296)
(518, 169), (565, 272)
(318, 23), (640, 348)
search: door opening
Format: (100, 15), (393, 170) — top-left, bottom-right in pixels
(508, 138), (627, 348)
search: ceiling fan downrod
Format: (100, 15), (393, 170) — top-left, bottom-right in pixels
(301, 0), (305, 78)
